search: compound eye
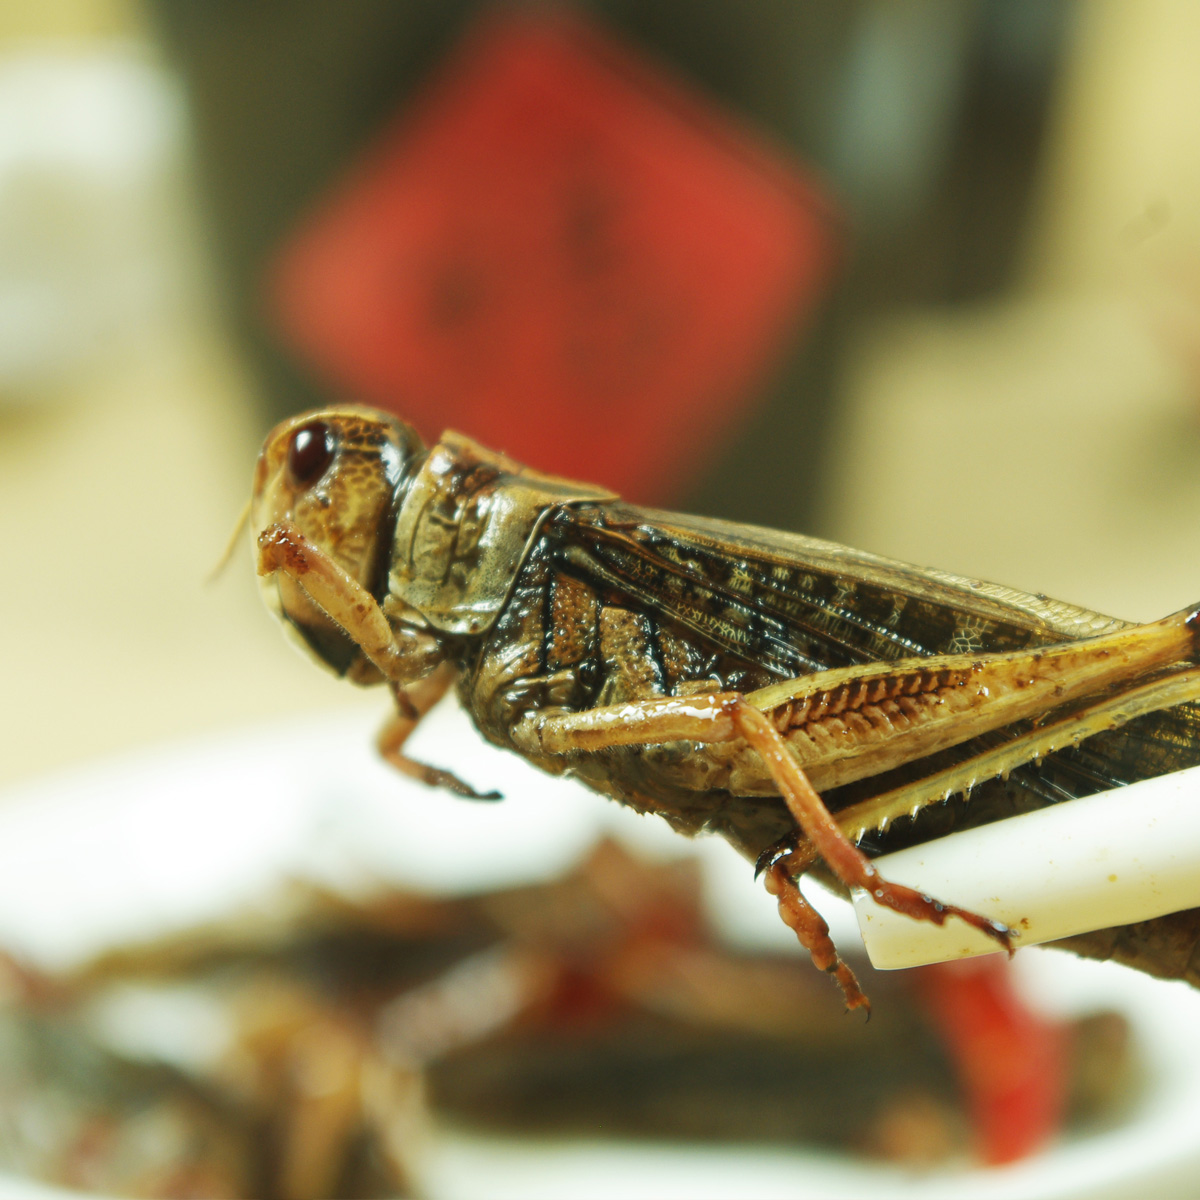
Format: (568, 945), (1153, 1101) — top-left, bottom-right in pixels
(286, 421), (335, 488)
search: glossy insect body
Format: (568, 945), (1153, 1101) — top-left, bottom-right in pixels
(252, 406), (1200, 1005)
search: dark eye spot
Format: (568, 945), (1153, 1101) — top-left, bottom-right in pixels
(287, 421), (335, 488)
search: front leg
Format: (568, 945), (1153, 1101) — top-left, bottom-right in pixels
(257, 523), (440, 683)
(514, 693), (1012, 1012)
(378, 664), (501, 800)
(258, 523), (492, 798)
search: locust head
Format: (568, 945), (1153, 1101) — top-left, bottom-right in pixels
(251, 405), (439, 684)
(253, 403), (618, 688)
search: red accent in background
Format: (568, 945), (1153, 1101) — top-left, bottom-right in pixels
(917, 958), (1070, 1166)
(269, 10), (838, 504)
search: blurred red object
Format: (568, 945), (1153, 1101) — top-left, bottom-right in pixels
(917, 958), (1070, 1166)
(269, 9), (837, 504)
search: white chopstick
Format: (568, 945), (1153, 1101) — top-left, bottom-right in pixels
(852, 762), (1200, 969)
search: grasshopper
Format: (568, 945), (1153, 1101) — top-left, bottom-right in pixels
(251, 406), (1200, 1009)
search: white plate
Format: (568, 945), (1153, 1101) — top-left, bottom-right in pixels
(1, 699), (1199, 1200)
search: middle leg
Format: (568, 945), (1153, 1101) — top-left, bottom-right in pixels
(514, 692), (1012, 1008)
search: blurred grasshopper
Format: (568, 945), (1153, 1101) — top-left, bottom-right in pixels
(251, 406), (1200, 1008)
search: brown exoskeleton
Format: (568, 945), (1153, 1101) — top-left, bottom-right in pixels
(252, 406), (1200, 1008)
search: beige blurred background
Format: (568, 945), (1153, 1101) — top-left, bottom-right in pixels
(3, 0), (1200, 789)
(0, 0), (365, 790)
(828, 2), (1200, 619)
